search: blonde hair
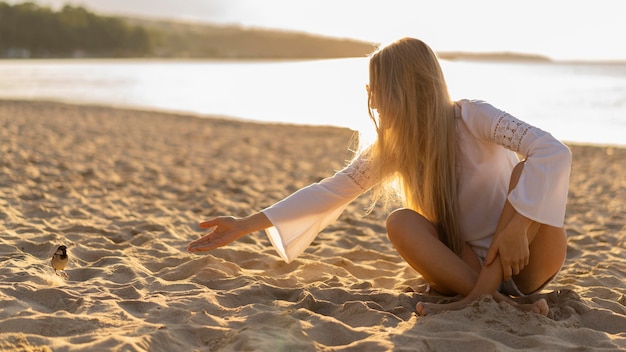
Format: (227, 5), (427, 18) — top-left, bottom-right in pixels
(364, 37), (463, 256)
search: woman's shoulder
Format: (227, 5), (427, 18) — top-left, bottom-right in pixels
(455, 99), (499, 113)
(454, 99), (508, 141)
(455, 99), (505, 122)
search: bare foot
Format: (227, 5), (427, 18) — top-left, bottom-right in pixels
(416, 296), (549, 316)
(416, 298), (469, 316)
(510, 298), (549, 316)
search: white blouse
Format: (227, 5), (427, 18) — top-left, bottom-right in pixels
(262, 100), (572, 263)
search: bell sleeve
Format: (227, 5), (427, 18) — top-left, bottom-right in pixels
(461, 100), (572, 228)
(261, 154), (376, 262)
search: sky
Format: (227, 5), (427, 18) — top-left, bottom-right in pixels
(9, 0), (626, 61)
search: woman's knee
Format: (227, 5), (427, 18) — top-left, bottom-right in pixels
(386, 208), (437, 242)
(516, 226), (567, 294)
(386, 208), (420, 232)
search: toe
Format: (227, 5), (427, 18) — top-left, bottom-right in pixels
(415, 302), (430, 316)
(535, 299), (549, 316)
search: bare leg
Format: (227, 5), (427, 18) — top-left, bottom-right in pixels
(410, 162), (565, 316)
(386, 209), (481, 297)
(388, 207), (551, 316)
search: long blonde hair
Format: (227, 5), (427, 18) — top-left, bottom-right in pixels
(365, 37), (463, 256)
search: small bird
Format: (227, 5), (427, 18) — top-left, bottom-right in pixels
(51, 245), (69, 277)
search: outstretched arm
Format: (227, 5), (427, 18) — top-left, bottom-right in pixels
(187, 212), (272, 252)
(187, 149), (378, 260)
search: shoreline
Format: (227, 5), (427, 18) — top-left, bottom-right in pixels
(3, 98), (625, 149)
(1, 99), (624, 350)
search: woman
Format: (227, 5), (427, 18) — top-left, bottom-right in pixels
(188, 37), (571, 316)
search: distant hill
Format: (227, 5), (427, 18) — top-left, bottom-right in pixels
(437, 51), (551, 62)
(125, 18), (552, 61)
(125, 18), (378, 59)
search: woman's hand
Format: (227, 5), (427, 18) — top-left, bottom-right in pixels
(187, 217), (242, 252)
(187, 213), (272, 253)
(484, 213), (533, 281)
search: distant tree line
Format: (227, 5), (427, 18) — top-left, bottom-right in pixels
(0, 1), (376, 59)
(0, 2), (151, 58)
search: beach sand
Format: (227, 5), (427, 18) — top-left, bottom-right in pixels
(0, 100), (624, 351)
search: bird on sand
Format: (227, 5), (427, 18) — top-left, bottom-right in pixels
(51, 245), (69, 278)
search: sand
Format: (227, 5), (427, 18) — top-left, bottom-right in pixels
(0, 99), (624, 351)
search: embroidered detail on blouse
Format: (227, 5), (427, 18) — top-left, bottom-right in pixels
(343, 156), (372, 191)
(493, 113), (532, 152)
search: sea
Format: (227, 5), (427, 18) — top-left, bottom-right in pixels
(1, 58), (624, 146)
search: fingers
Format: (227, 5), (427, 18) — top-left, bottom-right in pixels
(199, 219), (219, 229)
(502, 256), (528, 281)
(188, 216), (240, 253)
(187, 237), (209, 252)
(188, 221), (218, 252)
(188, 242), (215, 252)
(488, 251), (519, 281)
(187, 220), (226, 252)
(488, 245), (515, 281)
(501, 261), (513, 281)
(187, 235), (218, 252)
(187, 230), (217, 252)
(484, 246), (497, 266)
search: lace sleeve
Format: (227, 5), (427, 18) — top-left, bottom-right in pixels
(484, 104), (572, 228)
(492, 113), (533, 152)
(459, 99), (572, 228)
(341, 153), (377, 191)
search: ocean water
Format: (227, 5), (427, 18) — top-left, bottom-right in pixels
(1, 58), (624, 146)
